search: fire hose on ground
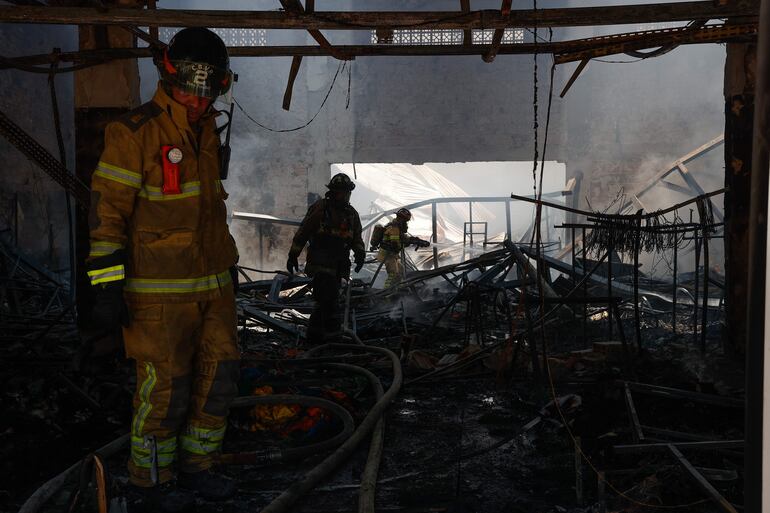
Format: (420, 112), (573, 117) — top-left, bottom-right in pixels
(220, 394), (356, 465)
(20, 341), (397, 513)
(257, 343), (402, 513)
(320, 363), (385, 513)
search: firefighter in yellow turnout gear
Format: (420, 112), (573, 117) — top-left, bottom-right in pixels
(86, 28), (240, 507)
(375, 208), (430, 288)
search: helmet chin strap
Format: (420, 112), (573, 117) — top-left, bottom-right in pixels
(219, 101), (235, 180)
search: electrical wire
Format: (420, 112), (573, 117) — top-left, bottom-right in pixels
(47, 60), (76, 302)
(592, 57), (647, 64)
(0, 54), (106, 74)
(234, 59), (347, 133)
(346, 60), (352, 109)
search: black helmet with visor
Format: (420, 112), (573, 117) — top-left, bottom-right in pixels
(327, 173), (356, 192)
(160, 27), (233, 100)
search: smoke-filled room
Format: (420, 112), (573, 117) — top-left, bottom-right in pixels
(1, 1), (768, 512)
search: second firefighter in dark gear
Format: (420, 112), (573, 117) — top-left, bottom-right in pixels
(287, 173), (366, 344)
(375, 208), (430, 288)
(86, 27), (239, 507)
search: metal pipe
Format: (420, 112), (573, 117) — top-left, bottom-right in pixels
(582, 226), (587, 346)
(608, 229), (614, 340)
(745, 0), (770, 505)
(673, 238), (678, 336)
(693, 232), (700, 346)
(469, 201), (474, 246)
(701, 221), (710, 353)
(505, 198), (512, 241)
(634, 217), (642, 353)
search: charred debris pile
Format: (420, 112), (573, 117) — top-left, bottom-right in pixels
(12, 197), (743, 513)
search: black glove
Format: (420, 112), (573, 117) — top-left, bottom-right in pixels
(91, 283), (130, 329)
(87, 250), (129, 329)
(353, 250), (365, 273)
(229, 265), (240, 295)
(287, 255), (299, 274)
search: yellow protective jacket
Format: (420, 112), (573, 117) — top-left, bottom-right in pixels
(381, 220), (407, 254)
(87, 84), (238, 303)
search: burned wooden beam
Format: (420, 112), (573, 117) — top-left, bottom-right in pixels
(460, 0), (472, 45)
(613, 440), (744, 455)
(668, 444), (739, 513)
(279, 0), (348, 60)
(555, 22), (757, 63)
(624, 381), (744, 408)
(0, 2), (758, 30)
(559, 58), (589, 97)
(2, 24), (753, 70)
(623, 382), (645, 443)
(282, 55), (303, 111)
(482, 0), (512, 63)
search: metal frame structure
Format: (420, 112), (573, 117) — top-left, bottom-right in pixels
(233, 191), (569, 270)
(0, 1), (759, 83)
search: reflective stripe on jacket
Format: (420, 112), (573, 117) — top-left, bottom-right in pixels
(381, 222), (403, 253)
(88, 83), (238, 303)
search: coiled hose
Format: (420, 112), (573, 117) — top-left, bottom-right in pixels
(258, 343), (402, 513)
(220, 394), (355, 465)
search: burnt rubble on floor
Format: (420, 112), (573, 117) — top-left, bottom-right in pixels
(8, 201), (744, 513)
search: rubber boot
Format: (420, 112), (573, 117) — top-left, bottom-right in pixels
(178, 469), (237, 500)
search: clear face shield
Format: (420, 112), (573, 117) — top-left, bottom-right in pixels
(161, 56), (234, 101)
(216, 72), (235, 107)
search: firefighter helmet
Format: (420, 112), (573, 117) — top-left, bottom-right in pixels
(396, 208), (412, 221)
(159, 27), (233, 99)
(327, 173), (356, 191)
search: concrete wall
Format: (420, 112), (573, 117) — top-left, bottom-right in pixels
(562, 44), (726, 214)
(0, 24), (77, 276)
(0, 0), (727, 275)
(221, 34), (724, 271)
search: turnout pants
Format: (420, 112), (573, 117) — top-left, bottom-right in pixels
(307, 272), (341, 344)
(378, 250), (403, 288)
(123, 284), (240, 487)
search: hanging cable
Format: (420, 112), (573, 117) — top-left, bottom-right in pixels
(48, 57), (76, 301)
(0, 54), (105, 74)
(235, 59), (346, 133)
(346, 59), (352, 109)
(530, 4), (539, 205)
